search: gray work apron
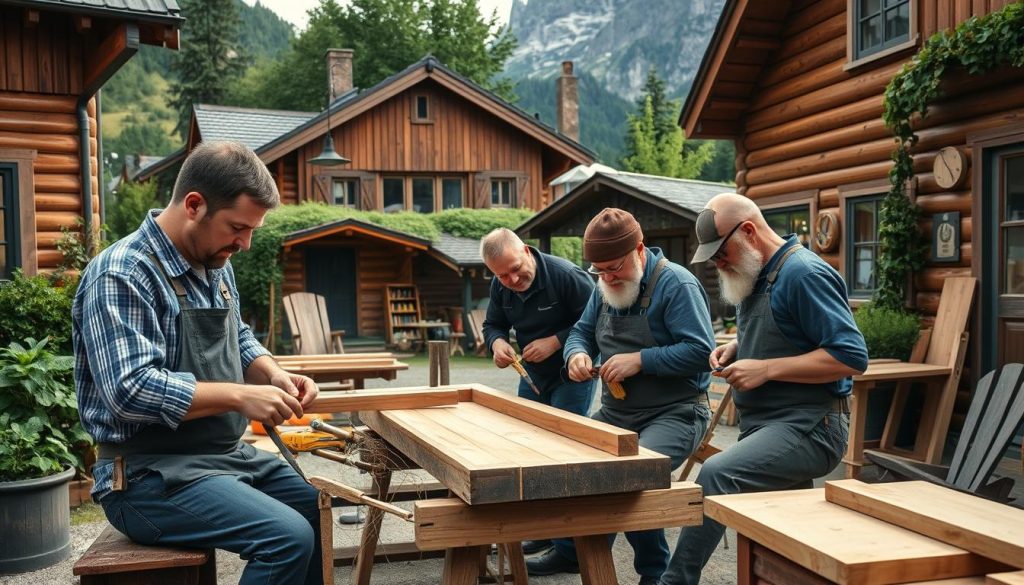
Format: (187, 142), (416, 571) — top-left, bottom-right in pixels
(733, 245), (835, 434)
(97, 259), (280, 493)
(595, 258), (701, 420)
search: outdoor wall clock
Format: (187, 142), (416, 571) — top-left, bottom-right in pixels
(934, 146), (968, 190)
(814, 210), (840, 253)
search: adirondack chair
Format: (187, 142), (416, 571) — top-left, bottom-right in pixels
(282, 292), (345, 355)
(467, 308), (489, 356)
(865, 363), (1024, 503)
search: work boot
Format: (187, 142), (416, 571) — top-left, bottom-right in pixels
(525, 548), (580, 576)
(521, 539), (554, 555)
(638, 576), (661, 585)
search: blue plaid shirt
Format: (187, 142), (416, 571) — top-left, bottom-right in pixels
(73, 210), (270, 497)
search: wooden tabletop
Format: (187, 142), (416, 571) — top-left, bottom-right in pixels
(853, 361), (952, 382)
(705, 489), (1005, 584)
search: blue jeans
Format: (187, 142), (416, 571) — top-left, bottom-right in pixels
(660, 412), (848, 585)
(553, 401), (710, 578)
(518, 377), (594, 416)
(99, 458), (322, 585)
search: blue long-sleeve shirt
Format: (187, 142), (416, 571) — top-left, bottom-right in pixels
(72, 210), (270, 497)
(564, 247), (715, 387)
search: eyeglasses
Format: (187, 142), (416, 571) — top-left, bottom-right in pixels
(710, 221), (745, 262)
(587, 257), (629, 276)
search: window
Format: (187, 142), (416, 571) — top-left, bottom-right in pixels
(0, 164), (20, 280)
(441, 178), (463, 210)
(846, 195), (883, 297)
(763, 205), (811, 248)
(413, 95), (430, 120)
(332, 178), (359, 208)
(383, 178), (404, 213)
(412, 177), (434, 213)
(491, 179), (514, 208)
(855, 0), (910, 59)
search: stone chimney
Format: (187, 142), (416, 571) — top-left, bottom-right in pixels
(556, 61), (579, 141)
(325, 48), (354, 99)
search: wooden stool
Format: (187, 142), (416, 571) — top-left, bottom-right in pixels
(73, 525), (216, 585)
(449, 332), (466, 356)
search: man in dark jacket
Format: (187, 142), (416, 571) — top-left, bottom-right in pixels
(480, 227), (596, 555)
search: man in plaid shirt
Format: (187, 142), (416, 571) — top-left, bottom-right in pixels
(73, 141), (322, 585)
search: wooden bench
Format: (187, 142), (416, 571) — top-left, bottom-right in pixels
(73, 524), (216, 585)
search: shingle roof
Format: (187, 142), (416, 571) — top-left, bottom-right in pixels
(608, 172), (727, 215)
(194, 104), (317, 151)
(431, 233), (483, 267)
(8, 0), (183, 22)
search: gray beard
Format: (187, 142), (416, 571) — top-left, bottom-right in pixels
(719, 247), (764, 305)
(599, 279), (642, 310)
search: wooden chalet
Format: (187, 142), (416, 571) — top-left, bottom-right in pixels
(683, 0), (1024, 433)
(0, 0), (181, 278)
(142, 54), (594, 344)
(517, 169), (731, 319)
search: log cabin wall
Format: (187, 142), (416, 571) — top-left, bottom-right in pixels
(0, 7), (99, 274)
(290, 81), (546, 211)
(413, 255), (490, 318)
(732, 0), (1024, 423)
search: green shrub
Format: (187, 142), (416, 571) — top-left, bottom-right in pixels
(853, 303), (921, 361)
(432, 208), (533, 239)
(550, 237), (583, 266)
(0, 271), (77, 354)
(0, 338), (90, 480)
(107, 181), (161, 240)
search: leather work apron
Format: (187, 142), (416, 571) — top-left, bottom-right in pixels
(733, 245), (835, 434)
(595, 258), (701, 422)
(98, 259), (280, 493)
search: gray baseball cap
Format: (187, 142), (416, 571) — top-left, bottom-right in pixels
(691, 208), (728, 264)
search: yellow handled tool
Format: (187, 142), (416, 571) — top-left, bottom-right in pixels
(511, 356), (541, 395)
(592, 361), (627, 400)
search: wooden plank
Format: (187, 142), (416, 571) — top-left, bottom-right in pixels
(987, 572), (1024, 585)
(469, 385), (639, 456)
(706, 489), (1006, 584)
(414, 482), (702, 550)
(72, 525), (211, 575)
(332, 541), (445, 565)
(824, 480), (1024, 570)
(309, 388), (457, 411)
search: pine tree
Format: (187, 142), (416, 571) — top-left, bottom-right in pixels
(169, 0), (248, 138)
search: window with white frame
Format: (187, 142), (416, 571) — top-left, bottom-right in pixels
(846, 195), (884, 297)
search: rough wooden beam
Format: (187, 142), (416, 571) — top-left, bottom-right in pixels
(309, 388), (458, 412)
(83, 24), (139, 96)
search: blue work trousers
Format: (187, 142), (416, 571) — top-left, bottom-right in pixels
(98, 459), (322, 585)
(660, 412), (848, 585)
(517, 376), (595, 416)
(553, 401), (710, 579)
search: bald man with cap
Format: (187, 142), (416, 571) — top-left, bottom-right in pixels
(525, 208), (715, 585)
(659, 193), (867, 585)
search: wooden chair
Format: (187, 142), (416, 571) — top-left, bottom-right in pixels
(866, 363), (1024, 503)
(467, 309), (489, 356)
(282, 292), (345, 355)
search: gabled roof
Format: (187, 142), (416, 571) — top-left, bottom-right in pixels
(191, 104), (318, 152)
(132, 146), (185, 183)
(679, 0), (791, 139)
(282, 218), (431, 251)
(258, 55), (595, 164)
(517, 171), (729, 238)
(3, 0), (183, 23)
(427, 233), (484, 271)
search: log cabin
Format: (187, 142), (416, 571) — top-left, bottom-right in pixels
(140, 54), (595, 346)
(682, 0), (1024, 439)
(0, 0), (181, 279)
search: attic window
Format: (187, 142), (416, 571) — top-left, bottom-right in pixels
(413, 95), (431, 123)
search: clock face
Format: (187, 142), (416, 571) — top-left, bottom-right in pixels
(934, 147), (965, 190)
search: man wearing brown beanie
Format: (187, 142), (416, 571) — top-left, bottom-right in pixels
(524, 208), (715, 585)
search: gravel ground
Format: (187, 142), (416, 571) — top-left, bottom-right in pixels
(3, 356), (790, 585)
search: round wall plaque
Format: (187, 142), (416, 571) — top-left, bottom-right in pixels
(814, 210), (840, 253)
(933, 146), (967, 190)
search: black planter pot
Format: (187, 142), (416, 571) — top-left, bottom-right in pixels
(0, 466), (75, 574)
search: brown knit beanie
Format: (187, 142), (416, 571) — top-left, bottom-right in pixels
(583, 208), (643, 262)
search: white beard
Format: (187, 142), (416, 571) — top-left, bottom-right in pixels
(719, 245), (764, 305)
(599, 279), (642, 310)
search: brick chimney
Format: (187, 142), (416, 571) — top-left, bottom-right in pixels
(556, 61), (579, 141)
(325, 48), (353, 99)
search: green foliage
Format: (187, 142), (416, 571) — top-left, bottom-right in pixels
(235, 0), (295, 60)
(232, 0), (517, 112)
(622, 95), (713, 178)
(878, 3), (1024, 311)
(431, 208), (533, 239)
(688, 139), (736, 184)
(551, 237), (583, 266)
(169, 0), (249, 137)
(107, 182), (161, 241)
(853, 303), (921, 362)
(0, 272), (76, 354)
(513, 72), (632, 164)
(0, 338), (89, 481)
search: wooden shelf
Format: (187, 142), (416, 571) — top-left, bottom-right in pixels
(384, 284), (422, 345)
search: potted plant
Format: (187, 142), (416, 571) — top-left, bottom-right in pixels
(0, 338), (90, 574)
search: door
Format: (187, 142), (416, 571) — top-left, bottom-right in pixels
(305, 247), (358, 337)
